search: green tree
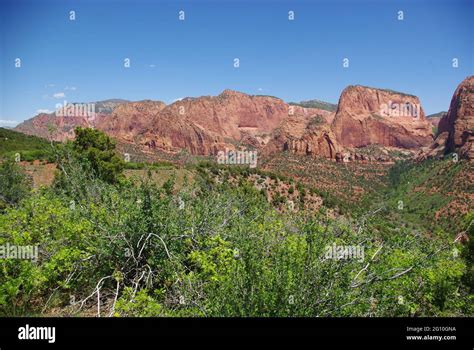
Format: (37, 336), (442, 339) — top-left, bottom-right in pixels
(72, 127), (125, 184)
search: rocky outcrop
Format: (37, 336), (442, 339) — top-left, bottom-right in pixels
(135, 90), (332, 155)
(266, 85), (434, 162)
(416, 132), (450, 160)
(15, 86), (443, 162)
(332, 85), (433, 149)
(139, 115), (225, 155)
(417, 76), (474, 161)
(15, 99), (129, 141)
(98, 100), (166, 143)
(159, 90), (330, 145)
(15, 112), (97, 141)
(459, 133), (474, 160)
(16, 90), (332, 157)
(263, 113), (341, 160)
(438, 76), (474, 160)
(285, 129), (340, 159)
(426, 112), (447, 128)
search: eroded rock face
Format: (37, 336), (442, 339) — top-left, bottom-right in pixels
(15, 112), (106, 141)
(168, 90), (289, 141)
(16, 90), (332, 157)
(139, 116), (225, 155)
(332, 85), (433, 149)
(98, 100), (166, 143)
(135, 91), (333, 155)
(263, 113), (341, 160)
(14, 112), (76, 141)
(157, 90), (335, 152)
(438, 76), (474, 160)
(14, 86), (443, 162)
(426, 112), (447, 129)
(286, 130), (340, 158)
(15, 100), (129, 141)
(416, 132), (450, 161)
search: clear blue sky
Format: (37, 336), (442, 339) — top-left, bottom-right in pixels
(0, 0), (473, 126)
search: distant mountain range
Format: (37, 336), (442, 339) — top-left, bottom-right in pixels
(426, 111), (448, 128)
(13, 76), (474, 163)
(289, 99), (337, 112)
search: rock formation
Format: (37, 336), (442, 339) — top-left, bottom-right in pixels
(263, 112), (341, 160)
(332, 85), (433, 149)
(418, 76), (474, 161)
(426, 112), (447, 128)
(15, 84), (450, 162)
(16, 90), (332, 157)
(438, 76), (474, 160)
(15, 99), (129, 141)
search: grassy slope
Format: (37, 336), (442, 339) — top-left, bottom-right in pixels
(136, 150), (472, 238)
(0, 127), (53, 161)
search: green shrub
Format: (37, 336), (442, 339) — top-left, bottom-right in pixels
(0, 159), (31, 210)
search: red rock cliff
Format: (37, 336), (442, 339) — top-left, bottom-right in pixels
(437, 76), (474, 160)
(332, 85), (433, 149)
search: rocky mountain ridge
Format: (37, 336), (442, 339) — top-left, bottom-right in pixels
(15, 78), (473, 163)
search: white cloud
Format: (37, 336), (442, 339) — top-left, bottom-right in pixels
(65, 86), (77, 91)
(149, 64), (156, 68)
(44, 84), (55, 88)
(258, 88), (263, 92)
(171, 97), (184, 103)
(53, 92), (65, 99)
(0, 119), (19, 127)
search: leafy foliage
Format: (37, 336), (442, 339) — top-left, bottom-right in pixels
(71, 127), (125, 184)
(0, 132), (471, 317)
(0, 159), (32, 211)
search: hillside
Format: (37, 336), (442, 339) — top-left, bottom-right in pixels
(387, 158), (474, 234)
(0, 127), (53, 161)
(289, 99), (337, 112)
(427, 111), (447, 120)
(0, 129), (471, 317)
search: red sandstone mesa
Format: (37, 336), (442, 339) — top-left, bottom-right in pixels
(332, 85), (433, 150)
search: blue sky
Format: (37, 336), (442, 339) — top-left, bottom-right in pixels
(0, 0), (473, 126)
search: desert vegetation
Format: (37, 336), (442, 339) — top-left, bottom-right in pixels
(0, 128), (472, 317)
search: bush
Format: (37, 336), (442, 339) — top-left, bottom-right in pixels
(0, 159), (31, 210)
(72, 127), (125, 184)
(0, 151), (471, 317)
